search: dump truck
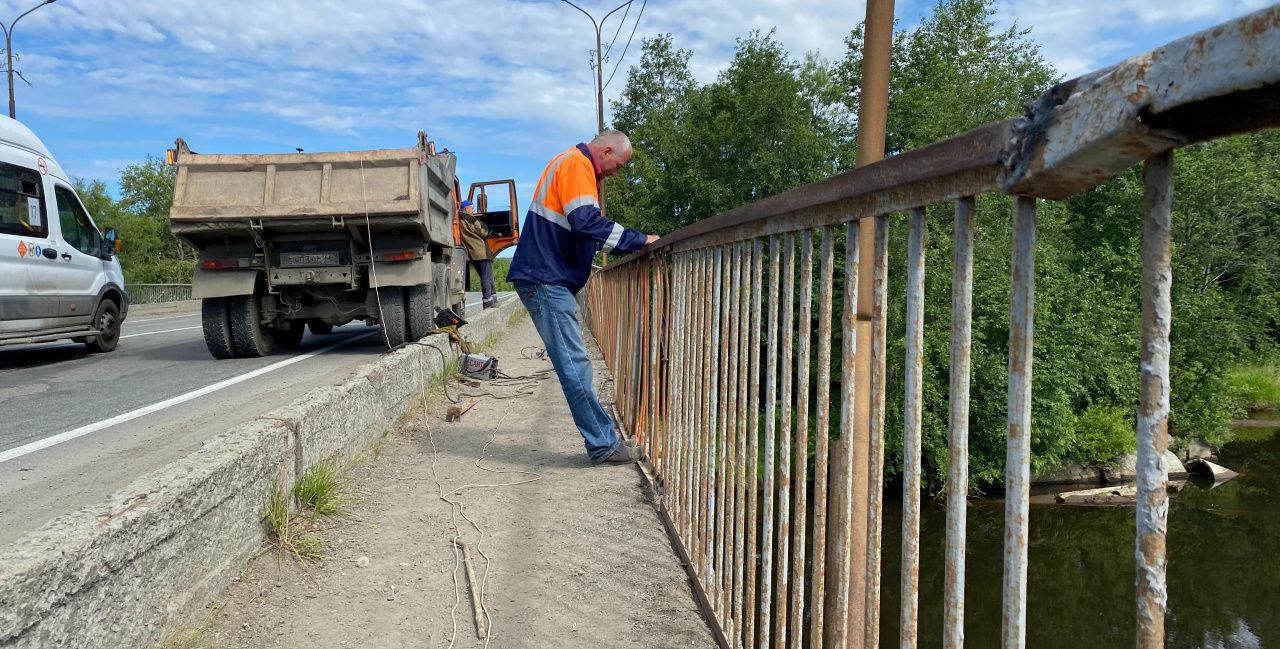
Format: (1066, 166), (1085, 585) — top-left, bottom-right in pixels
(166, 132), (519, 358)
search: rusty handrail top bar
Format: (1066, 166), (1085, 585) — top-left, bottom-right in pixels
(604, 4), (1279, 264)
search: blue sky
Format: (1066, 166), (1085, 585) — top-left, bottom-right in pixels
(3, 0), (1271, 213)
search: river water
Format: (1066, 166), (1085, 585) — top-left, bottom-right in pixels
(875, 416), (1280, 648)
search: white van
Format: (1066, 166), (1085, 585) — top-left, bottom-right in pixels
(0, 116), (127, 352)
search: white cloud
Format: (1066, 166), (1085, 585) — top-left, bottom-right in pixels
(0, 0), (1267, 195)
(993, 0), (1272, 77)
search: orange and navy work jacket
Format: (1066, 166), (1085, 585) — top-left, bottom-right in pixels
(507, 143), (648, 294)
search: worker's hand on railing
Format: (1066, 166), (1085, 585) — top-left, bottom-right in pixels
(645, 234), (661, 246)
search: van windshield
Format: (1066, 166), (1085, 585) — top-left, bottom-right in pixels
(0, 161), (47, 239)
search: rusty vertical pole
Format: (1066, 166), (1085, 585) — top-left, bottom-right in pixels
(774, 233), (796, 649)
(829, 222), (861, 649)
(900, 207), (927, 649)
(759, 234), (782, 649)
(864, 214), (890, 649)
(1002, 196), (1037, 649)
(848, 0), (895, 642)
(809, 226), (836, 649)
(944, 197), (975, 649)
(710, 246), (725, 607)
(734, 241), (751, 643)
(1136, 151), (1173, 649)
(746, 238), (764, 649)
(789, 229), (814, 649)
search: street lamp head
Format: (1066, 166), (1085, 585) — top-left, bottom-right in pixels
(44, 1), (56, 5)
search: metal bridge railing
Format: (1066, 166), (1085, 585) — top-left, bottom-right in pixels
(125, 283), (193, 305)
(584, 7), (1279, 649)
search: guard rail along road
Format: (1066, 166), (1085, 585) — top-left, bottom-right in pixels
(583, 7), (1280, 649)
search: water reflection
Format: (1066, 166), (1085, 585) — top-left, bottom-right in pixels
(876, 423), (1280, 648)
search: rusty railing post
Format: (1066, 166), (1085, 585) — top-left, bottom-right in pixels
(1136, 151), (1174, 648)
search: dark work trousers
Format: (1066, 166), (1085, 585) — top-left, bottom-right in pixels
(470, 259), (496, 303)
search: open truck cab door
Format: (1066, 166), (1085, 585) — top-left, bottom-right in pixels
(466, 180), (520, 257)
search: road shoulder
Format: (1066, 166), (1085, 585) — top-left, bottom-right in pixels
(176, 313), (716, 649)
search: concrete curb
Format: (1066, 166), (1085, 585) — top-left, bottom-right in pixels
(0, 297), (523, 648)
(126, 300), (201, 319)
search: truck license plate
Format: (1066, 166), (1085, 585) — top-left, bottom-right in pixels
(281, 252), (339, 267)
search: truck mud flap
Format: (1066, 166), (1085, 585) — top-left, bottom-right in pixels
(369, 258), (431, 288)
(192, 268), (259, 299)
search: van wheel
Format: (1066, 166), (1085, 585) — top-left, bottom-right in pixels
(84, 300), (121, 353)
(377, 286), (408, 349)
(307, 320), (334, 336)
(202, 298), (236, 359)
(229, 294), (274, 357)
(407, 283), (435, 342)
(273, 321), (306, 350)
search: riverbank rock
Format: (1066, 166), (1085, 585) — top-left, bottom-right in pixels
(1102, 450), (1187, 483)
(1031, 462), (1102, 486)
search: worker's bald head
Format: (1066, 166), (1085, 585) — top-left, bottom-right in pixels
(588, 129), (632, 177)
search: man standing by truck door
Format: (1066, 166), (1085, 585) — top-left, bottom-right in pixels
(459, 200), (498, 309)
(508, 130), (659, 465)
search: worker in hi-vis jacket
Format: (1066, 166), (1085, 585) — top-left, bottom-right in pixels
(507, 129), (660, 465)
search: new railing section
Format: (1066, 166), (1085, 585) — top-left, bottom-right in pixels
(583, 7), (1279, 649)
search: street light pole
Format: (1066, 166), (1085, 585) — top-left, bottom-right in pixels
(560, 0), (635, 225)
(560, 0), (633, 134)
(2, 0), (56, 120)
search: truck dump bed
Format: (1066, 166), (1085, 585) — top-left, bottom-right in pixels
(168, 132), (456, 247)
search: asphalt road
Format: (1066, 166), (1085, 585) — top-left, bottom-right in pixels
(0, 292), (495, 545)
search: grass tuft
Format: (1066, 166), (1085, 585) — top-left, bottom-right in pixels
(263, 478), (323, 563)
(293, 456), (348, 518)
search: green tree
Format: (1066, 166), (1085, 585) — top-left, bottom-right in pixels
(608, 34), (698, 235)
(609, 31), (847, 233)
(75, 157), (191, 284)
(838, 0), (1058, 153)
(681, 31), (844, 221)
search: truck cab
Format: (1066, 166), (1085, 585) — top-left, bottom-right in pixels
(466, 179), (520, 258)
(0, 116), (127, 352)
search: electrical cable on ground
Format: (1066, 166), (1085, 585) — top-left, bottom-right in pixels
(415, 337), (547, 648)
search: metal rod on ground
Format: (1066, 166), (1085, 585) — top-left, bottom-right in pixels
(455, 540), (488, 639)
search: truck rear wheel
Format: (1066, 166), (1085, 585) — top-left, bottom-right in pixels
(273, 321), (305, 350)
(377, 286), (408, 349)
(307, 320), (334, 335)
(229, 294), (274, 357)
(202, 297), (236, 359)
(407, 284), (435, 342)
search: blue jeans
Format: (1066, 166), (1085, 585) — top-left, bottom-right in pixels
(513, 281), (621, 463)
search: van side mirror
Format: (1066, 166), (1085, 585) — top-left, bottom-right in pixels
(102, 228), (120, 257)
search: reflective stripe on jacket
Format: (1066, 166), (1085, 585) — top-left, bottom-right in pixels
(507, 143), (647, 294)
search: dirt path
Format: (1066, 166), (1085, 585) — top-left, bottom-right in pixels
(177, 312), (715, 649)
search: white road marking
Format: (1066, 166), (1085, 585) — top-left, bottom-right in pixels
(121, 326), (201, 339)
(0, 331), (379, 464)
